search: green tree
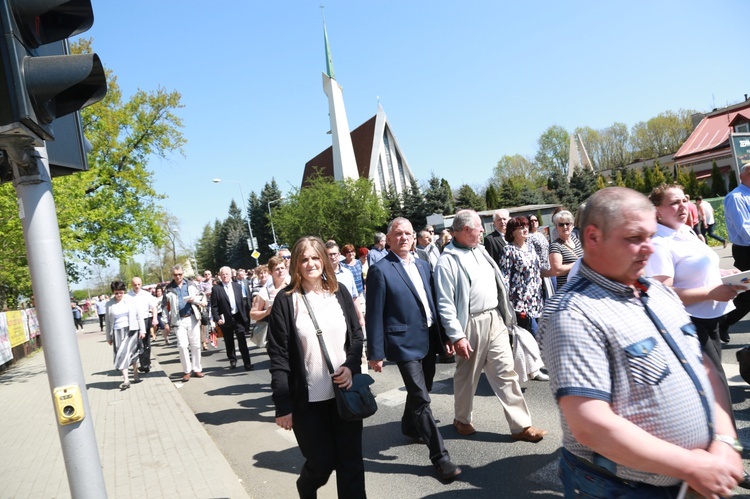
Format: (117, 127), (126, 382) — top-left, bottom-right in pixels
(596, 175), (607, 190)
(630, 109), (696, 159)
(624, 168), (646, 193)
(535, 125), (569, 178)
(195, 222), (219, 274)
(273, 175), (387, 249)
(381, 183), (402, 222)
(253, 179), (284, 262)
(454, 184), (486, 212)
(497, 177), (521, 207)
(570, 167), (598, 206)
(401, 176), (431, 230)
(219, 201), (252, 270)
(56, 39), (184, 279)
(485, 184), (499, 210)
(709, 160), (728, 197)
(493, 154), (538, 184)
(423, 173), (454, 216)
(546, 170), (577, 210)
(728, 168), (739, 192)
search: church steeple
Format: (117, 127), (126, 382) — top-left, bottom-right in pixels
(323, 18), (335, 79)
(320, 9), (359, 181)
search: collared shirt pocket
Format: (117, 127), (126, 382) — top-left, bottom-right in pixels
(624, 337), (670, 385)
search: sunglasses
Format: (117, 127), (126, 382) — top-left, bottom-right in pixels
(282, 255), (291, 260)
(557, 222), (572, 228)
(173, 273), (183, 277)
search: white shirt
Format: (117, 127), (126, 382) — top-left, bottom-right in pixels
(334, 266), (358, 299)
(128, 289), (156, 319)
(700, 202), (715, 225)
(223, 283), (237, 315)
(394, 252), (434, 327)
(645, 223), (734, 319)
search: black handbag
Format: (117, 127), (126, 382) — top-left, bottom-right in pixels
(300, 293), (377, 422)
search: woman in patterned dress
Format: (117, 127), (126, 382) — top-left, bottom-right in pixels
(104, 280), (144, 390)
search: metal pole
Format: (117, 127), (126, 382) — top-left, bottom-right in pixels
(12, 145), (107, 498)
(267, 201), (277, 247)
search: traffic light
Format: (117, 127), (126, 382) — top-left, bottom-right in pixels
(0, 0), (106, 147)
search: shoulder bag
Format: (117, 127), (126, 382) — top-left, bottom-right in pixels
(300, 292), (377, 422)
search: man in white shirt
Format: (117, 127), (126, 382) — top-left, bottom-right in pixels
(325, 241), (365, 327)
(129, 277), (158, 373)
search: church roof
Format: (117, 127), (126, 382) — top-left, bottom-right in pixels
(302, 115), (377, 187)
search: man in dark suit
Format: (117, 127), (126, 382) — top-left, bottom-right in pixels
(484, 208), (510, 265)
(366, 217), (461, 482)
(211, 266), (253, 371)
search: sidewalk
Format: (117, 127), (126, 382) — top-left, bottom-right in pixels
(0, 319), (250, 499)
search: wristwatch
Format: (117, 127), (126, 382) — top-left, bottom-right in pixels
(714, 434), (744, 453)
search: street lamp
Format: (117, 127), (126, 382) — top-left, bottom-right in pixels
(267, 197), (285, 248)
(212, 178), (258, 265)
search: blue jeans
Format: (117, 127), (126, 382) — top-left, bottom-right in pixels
(560, 448), (681, 498)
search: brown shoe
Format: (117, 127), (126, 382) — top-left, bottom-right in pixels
(193, 371), (205, 378)
(453, 419), (476, 436)
(511, 426), (548, 443)
(181, 373), (191, 382)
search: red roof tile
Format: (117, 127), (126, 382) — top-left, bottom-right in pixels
(674, 103), (750, 161)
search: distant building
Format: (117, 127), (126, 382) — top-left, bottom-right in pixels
(673, 97), (750, 188)
(303, 20), (415, 195)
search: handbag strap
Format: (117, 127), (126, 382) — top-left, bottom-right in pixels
(300, 293), (336, 375)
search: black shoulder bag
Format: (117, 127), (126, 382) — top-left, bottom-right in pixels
(300, 292), (377, 422)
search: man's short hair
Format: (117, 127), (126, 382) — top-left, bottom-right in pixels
(418, 229), (431, 240)
(373, 232), (386, 244)
(452, 210), (477, 231)
(493, 209), (509, 221)
(171, 264), (183, 273)
(580, 187), (654, 238)
(324, 241), (339, 251)
(387, 217), (411, 234)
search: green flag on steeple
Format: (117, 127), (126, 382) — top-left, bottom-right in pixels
(323, 21), (335, 79)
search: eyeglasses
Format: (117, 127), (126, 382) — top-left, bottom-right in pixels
(529, 219), (538, 223)
(173, 273), (183, 277)
(282, 255), (291, 260)
(328, 252), (339, 257)
(557, 222), (572, 228)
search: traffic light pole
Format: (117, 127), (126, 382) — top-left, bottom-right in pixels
(11, 144), (108, 498)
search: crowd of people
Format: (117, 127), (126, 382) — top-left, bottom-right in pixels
(82, 173), (750, 497)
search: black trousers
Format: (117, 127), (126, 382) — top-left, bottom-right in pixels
(139, 318), (151, 369)
(724, 245), (750, 328)
(691, 316), (737, 429)
(98, 313), (105, 331)
(224, 314), (252, 367)
(292, 398), (366, 499)
(398, 360), (449, 466)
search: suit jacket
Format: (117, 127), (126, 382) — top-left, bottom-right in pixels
(366, 251), (446, 362)
(484, 229), (507, 265)
(211, 281), (248, 326)
(416, 243), (440, 270)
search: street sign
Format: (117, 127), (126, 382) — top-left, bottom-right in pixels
(251, 250), (260, 260)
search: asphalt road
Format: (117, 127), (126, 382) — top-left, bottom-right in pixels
(153, 247), (750, 499)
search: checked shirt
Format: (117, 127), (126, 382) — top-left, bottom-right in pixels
(539, 263), (715, 487)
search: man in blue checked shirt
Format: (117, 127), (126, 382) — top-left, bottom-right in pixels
(539, 187), (743, 499)
(721, 164), (750, 342)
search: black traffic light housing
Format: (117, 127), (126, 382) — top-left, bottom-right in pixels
(0, 0), (105, 164)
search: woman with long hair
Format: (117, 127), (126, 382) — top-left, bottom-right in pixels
(267, 236), (366, 498)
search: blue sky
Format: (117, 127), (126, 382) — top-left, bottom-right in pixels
(84, 0), (749, 249)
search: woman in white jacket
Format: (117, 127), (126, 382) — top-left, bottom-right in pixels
(105, 280), (144, 390)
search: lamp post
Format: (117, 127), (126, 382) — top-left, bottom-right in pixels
(212, 178), (258, 265)
(267, 197), (285, 248)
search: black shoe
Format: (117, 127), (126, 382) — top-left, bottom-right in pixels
(402, 429), (422, 442)
(244, 364), (254, 371)
(229, 360), (237, 369)
(435, 460), (462, 481)
(719, 318), (730, 343)
(137, 366), (150, 373)
(437, 354), (456, 364)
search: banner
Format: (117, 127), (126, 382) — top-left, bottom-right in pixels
(0, 314), (11, 364)
(731, 133), (750, 180)
(26, 308), (40, 338)
(7, 310), (26, 348)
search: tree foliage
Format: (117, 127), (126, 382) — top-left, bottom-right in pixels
(454, 184), (486, 212)
(0, 39), (185, 305)
(630, 110), (695, 159)
(709, 160), (728, 197)
(535, 125), (569, 178)
(272, 174), (388, 249)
